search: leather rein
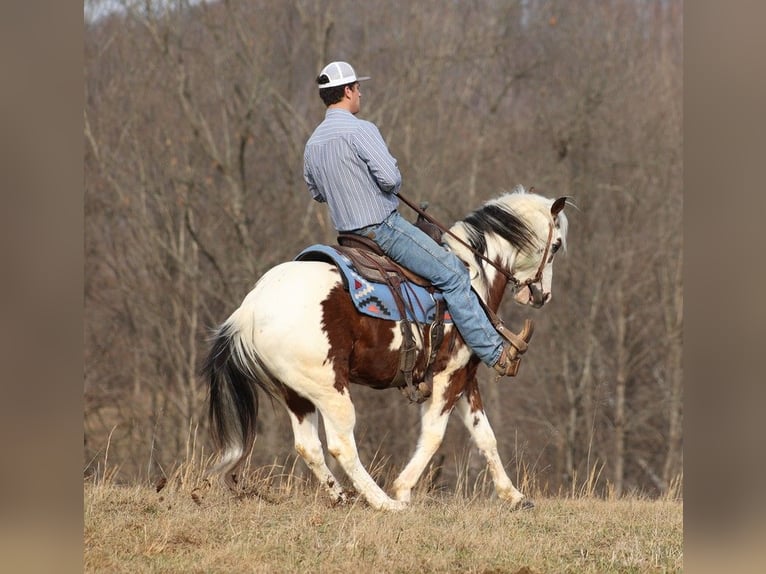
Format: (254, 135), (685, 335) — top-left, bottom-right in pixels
(397, 192), (554, 292)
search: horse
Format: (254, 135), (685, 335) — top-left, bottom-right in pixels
(203, 185), (569, 511)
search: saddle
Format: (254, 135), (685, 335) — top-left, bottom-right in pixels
(336, 210), (443, 287)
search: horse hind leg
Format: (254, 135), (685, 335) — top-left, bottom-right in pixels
(314, 392), (406, 511)
(455, 393), (533, 509)
(285, 403), (349, 506)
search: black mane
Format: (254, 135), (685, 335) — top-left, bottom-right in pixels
(461, 203), (537, 259)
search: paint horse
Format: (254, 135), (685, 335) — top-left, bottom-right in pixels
(203, 186), (568, 510)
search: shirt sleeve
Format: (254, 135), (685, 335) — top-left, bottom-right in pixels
(303, 153), (326, 203)
(354, 121), (402, 195)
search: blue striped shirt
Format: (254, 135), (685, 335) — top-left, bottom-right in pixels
(304, 109), (401, 231)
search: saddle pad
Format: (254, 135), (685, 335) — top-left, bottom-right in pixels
(296, 244), (452, 324)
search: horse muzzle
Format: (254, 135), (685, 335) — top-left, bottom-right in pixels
(514, 284), (551, 308)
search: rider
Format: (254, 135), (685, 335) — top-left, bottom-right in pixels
(303, 61), (519, 376)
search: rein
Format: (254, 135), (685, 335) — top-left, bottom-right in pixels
(398, 192), (553, 290)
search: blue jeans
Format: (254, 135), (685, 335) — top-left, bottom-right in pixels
(353, 211), (504, 366)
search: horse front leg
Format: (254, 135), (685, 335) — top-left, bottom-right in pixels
(456, 387), (533, 509)
(392, 390), (452, 503)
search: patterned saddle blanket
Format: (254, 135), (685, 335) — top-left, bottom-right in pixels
(295, 244), (452, 324)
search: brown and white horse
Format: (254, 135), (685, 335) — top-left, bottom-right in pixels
(203, 186), (568, 510)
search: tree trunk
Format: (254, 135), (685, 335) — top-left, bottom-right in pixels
(614, 284), (628, 498)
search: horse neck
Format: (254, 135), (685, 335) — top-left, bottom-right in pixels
(446, 226), (515, 314)
(482, 260), (512, 313)
(460, 249), (514, 314)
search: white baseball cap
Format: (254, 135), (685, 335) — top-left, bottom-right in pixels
(316, 61), (371, 89)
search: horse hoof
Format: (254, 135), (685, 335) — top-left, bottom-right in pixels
(379, 499), (408, 512)
(331, 494), (350, 507)
(330, 488), (358, 507)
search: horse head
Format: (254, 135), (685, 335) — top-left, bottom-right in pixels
(449, 186), (569, 310)
(508, 194), (568, 308)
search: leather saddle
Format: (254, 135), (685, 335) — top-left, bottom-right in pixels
(335, 213), (443, 288)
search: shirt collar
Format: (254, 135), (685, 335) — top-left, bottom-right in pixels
(326, 108), (355, 119)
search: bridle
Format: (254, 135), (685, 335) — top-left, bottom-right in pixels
(528, 221), (554, 287)
(398, 192), (555, 293)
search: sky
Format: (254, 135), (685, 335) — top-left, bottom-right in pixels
(84, 0), (207, 23)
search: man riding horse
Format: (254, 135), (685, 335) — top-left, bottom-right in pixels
(303, 61), (527, 377)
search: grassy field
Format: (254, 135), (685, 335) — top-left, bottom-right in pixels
(84, 465), (682, 573)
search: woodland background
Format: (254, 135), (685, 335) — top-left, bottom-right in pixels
(84, 0), (682, 498)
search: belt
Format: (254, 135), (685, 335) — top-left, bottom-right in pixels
(348, 210), (397, 239)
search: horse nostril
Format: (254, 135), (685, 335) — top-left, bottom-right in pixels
(529, 284), (551, 307)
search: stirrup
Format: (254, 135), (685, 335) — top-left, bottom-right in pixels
(493, 346), (522, 377)
(493, 319), (535, 377)
(399, 381), (432, 403)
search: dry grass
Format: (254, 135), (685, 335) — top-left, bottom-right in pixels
(84, 461), (682, 573)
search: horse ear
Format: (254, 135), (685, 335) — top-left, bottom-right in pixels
(551, 197), (567, 216)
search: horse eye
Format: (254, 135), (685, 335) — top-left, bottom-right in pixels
(547, 240), (561, 263)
